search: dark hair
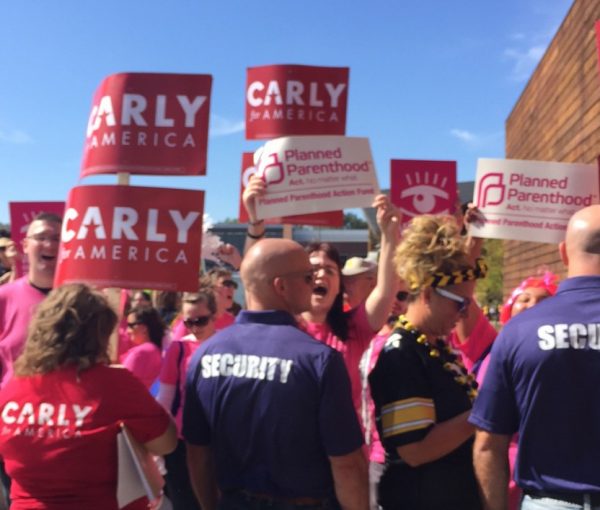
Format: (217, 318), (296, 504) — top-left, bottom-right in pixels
(182, 280), (217, 316)
(33, 212), (62, 225)
(15, 284), (115, 376)
(305, 242), (349, 341)
(128, 307), (165, 349)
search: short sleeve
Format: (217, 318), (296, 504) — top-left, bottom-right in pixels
(469, 330), (519, 435)
(182, 351), (211, 445)
(318, 351), (364, 456)
(369, 336), (435, 448)
(160, 341), (181, 385)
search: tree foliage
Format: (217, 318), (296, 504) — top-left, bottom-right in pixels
(475, 238), (503, 305)
(343, 212), (368, 229)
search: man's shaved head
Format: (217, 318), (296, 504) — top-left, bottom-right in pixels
(241, 239), (312, 313)
(562, 205), (600, 277)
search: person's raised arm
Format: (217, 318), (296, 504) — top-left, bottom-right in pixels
(365, 194), (400, 331)
(329, 448), (369, 510)
(242, 174), (267, 254)
(473, 429), (511, 510)
(187, 443), (219, 510)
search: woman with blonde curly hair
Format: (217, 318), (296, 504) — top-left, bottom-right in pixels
(0, 283), (177, 510)
(369, 214), (486, 509)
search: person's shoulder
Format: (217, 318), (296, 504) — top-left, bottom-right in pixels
(0, 276), (26, 298)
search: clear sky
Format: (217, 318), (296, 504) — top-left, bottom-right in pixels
(0, 0), (573, 225)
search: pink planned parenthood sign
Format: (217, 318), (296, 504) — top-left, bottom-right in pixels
(471, 158), (599, 244)
(253, 136), (380, 219)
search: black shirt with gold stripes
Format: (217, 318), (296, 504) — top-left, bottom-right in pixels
(369, 326), (481, 509)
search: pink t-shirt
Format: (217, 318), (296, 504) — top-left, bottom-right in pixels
(360, 333), (388, 463)
(0, 277), (46, 385)
(448, 313), (497, 372)
(120, 342), (162, 390)
(301, 304), (376, 414)
(0, 364), (170, 510)
(159, 335), (203, 434)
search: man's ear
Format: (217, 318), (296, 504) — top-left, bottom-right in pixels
(559, 241), (568, 267)
(272, 276), (286, 296)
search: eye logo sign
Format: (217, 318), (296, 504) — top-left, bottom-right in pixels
(390, 160), (457, 221)
(476, 173), (505, 208)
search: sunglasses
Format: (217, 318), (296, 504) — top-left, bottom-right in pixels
(396, 291), (409, 301)
(126, 321), (141, 329)
(184, 316), (212, 328)
(434, 287), (471, 314)
(27, 234), (61, 243)
(221, 280), (238, 289)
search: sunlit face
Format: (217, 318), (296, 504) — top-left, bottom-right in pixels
(309, 251), (341, 316)
(215, 276), (235, 308)
(22, 220), (61, 282)
(131, 292), (152, 310)
(0, 241), (16, 268)
(183, 301), (215, 342)
(126, 313), (149, 345)
(343, 271), (376, 309)
(425, 283), (472, 338)
(511, 287), (551, 318)
(391, 281), (410, 318)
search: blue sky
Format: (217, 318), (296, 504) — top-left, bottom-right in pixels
(0, 0), (573, 225)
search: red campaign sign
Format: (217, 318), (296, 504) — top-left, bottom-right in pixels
(246, 64), (349, 139)
(81, 72), (212, 177)
(238, 153), (343, 227)
(54, 185), (204, 291)
(390, 160), (457, 225)
(9, 201), (66, 277)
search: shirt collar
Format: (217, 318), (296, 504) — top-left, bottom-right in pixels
(557, 275), (600, 293)
(235, 310), (298, 326)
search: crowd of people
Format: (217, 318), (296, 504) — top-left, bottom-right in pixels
(0, 191), (599, 510)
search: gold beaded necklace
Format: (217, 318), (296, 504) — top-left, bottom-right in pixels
(396, 315), (478, 402)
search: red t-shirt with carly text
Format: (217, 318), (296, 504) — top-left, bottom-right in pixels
(0, 364), (171, 510)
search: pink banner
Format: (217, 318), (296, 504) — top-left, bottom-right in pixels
(246, 65), (349, 139)
(54, 186), (204, 291)
(81, 72), (212, 177)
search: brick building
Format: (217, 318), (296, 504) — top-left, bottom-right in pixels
(503, 0), (600, 295)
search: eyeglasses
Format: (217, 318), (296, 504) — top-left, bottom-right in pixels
(278, 270), (315, 285)
(396, 291), (409, 301)
(434, 287), (471, 314)
(184, 316), (212, 328)
(27, 234), (60, 243)
(126, 321), (141, 329)
(220, 279), (238, 289)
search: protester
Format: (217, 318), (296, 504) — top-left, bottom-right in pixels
(243, 178), (399, 414)
(369, 214), (486, 509)
(207, 267), (237, 328)
(0, 283), (176, 509)
(0, 212), (61, 386)
(121, 307), (164, 389)
(0, 238), (17, 286)
(154, 290), (181, 327)
(183, 238), (368, 510)
(157, 284), (217, 510)
(130, 290), (152, 310)
(470, 205), (600, 510)
(342, 256), (378, 310)
(359, 281), (410, 510)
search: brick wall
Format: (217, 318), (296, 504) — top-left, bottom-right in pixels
(503, 0), (600, 296)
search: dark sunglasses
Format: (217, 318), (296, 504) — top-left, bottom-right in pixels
(184, 316), (212, 328)
(396, 291), (409, 301)
(221, 280), (238, 289)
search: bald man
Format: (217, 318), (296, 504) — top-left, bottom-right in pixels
(470, 205), (600, 510)
(183, 239), (368, 510)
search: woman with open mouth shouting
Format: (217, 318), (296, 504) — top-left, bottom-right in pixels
(243, 177), (400, 414)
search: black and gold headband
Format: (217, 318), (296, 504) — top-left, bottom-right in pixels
(410, 258), (488, 291)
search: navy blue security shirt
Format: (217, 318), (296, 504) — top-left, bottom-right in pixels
(182, 310), (364, 499)
(470, 276), (600, 493)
